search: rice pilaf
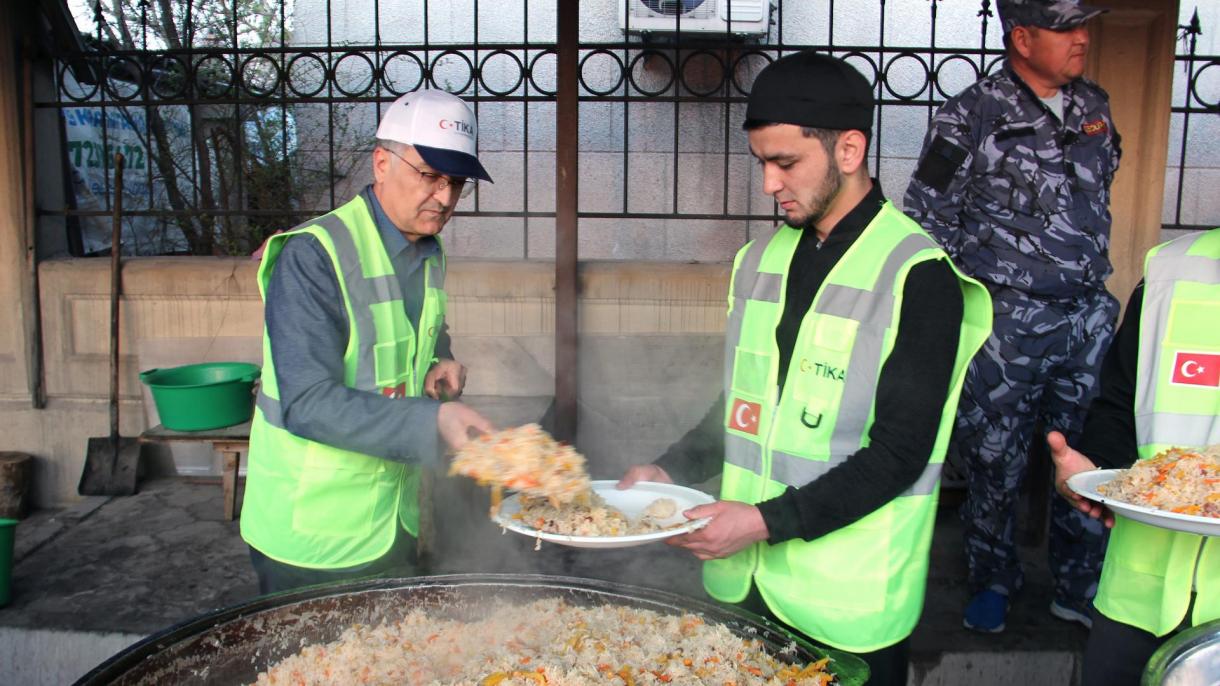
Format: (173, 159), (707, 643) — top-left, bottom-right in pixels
(450, 424), (591, 512)
(1097, 445), (1220, 518)
(511, 493), (680, 537)
(252, 598), (838, 685)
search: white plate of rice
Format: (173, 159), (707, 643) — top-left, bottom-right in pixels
(494, 480), (716, 548)
(1068, 469), (1220, 537)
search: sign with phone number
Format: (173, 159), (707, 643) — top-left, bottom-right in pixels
(66, 140), (146, 171)
(62, 106), (167, 253)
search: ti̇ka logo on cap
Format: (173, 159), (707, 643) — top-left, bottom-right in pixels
(439, 118), (475, 138)
(1171, 351), (1220, 388)
(728, 397), (761, 435)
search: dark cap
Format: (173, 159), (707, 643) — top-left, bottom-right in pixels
(998, 0), (1107, 34)
(745, 51), (874, 132)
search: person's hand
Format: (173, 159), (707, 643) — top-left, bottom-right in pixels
(425, 359), (467, 400)
(665, 500), (769, 560)
(616, 464), (673, 489)
(1047, 430), (1115, 528)
(437, 401), (494, 451)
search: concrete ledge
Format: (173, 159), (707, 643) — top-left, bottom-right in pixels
(0, 627), (142, 686)
(912, 651), (1081, 686)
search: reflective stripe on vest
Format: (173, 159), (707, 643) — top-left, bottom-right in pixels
(767, 450), (943, 497)
(1095, 228), (1220, 637)
(725, 239), (778, 395)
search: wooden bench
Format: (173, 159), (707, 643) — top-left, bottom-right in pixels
(139, 422), (251, 521)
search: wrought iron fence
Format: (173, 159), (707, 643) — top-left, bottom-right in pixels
(1169, 8), (1220, 231)
(36, 0), (1220, 257)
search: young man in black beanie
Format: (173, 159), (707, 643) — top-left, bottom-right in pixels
(619, 51), (993, 685)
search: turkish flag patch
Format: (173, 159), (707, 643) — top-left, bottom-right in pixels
(728, 397), (761, 435)
(1171, 352), (1220, 387)
(381, 383), (407, 399)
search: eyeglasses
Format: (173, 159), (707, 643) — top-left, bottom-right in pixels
(383, 147), (477, 199)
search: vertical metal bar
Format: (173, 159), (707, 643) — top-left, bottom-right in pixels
(724, 0), (730, 223)
(1175, 12), (1200, 228)
(279, 0), (288, 185)
(326, 0), (335, 208)
(825, 0), (830, 47)
(554, 0), (579, 443)
(522, 0), (529, 258)
(424, 0), (431, 89)
(928, 0), (939, 133)
(143, 63), (154, 221)
(139, 0), (154, 240)
(963, 0), (992, 132)
(721, 43), (730, 217)
(874, 0), (886, 175)
(773, 1), (783, 220)
(187, 0), (200, 221)
(232, 0), (243, 248)
(22, 42), (46, 409)
(373, 0), (382, 155)
(671, 50), (680, 217)
(621, 0), (629, 216)
(978, 0), (992, 72)
(186, 0), (195, 45)
(472, 0), (480, 213)
(97, 0), (112, 220)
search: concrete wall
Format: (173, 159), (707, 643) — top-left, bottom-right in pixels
(1, 257), (732, 507)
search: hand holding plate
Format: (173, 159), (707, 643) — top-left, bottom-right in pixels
(1048, 430), (1114, 528)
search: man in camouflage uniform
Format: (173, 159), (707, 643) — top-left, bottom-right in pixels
(904, 0), (1121, 633)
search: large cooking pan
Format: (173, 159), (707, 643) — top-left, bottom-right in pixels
(75, 573), (869, 685)
(1142, 617), (1220, 685)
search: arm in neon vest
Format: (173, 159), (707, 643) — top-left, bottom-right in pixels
(266, 235), (445, 465)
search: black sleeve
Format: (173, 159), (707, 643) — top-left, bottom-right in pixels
(756, 259), (964, 543)
(654, 393), (726, 485)
(1075, 283), (1143, 470)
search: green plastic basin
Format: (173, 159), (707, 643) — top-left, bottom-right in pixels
(139, 362), (261, 431)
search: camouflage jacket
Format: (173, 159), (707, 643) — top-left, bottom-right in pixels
(903, 61), (1121, 299)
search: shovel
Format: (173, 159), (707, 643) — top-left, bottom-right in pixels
(78, 152), (141, 496)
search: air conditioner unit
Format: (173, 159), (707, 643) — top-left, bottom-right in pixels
(619, 0), (772, 36)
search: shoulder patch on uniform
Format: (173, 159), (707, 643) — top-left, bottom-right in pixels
(1081, 119), (1108, 136)
(914, 135), (969, 195)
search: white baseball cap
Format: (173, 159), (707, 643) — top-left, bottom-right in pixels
(375, 89), (493, 183)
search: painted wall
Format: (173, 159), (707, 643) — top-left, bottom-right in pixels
(2, 257), (728, 507)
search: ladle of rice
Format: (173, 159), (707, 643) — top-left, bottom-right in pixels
(450, 423), (593, 514)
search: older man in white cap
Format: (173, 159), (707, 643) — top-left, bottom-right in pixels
(240, 90), (495, 594)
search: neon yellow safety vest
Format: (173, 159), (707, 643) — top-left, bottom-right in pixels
(704, 201), (992, 652)
(240, 194), (447, 569)
(1094, 228), (1220, 636)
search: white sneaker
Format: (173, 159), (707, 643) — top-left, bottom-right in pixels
(1049, 600), (1093, 629)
